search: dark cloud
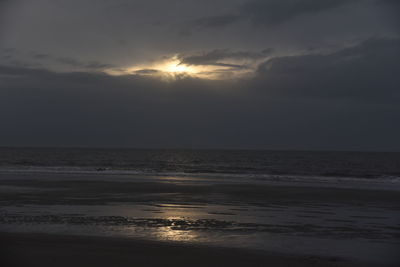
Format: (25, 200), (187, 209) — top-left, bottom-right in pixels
(376, 0), (400, 29)
(32, 53), (50, 59)
(0, 50), (114, 71)
(134, 69), (162, 75)
(205, 63), (247, 69)
(0, 64), (50, 76)
(241, 0), (358, 26)
(179, 49), (272, 66)
(378, 0), (400, 7)
(1, 48), (115, 71)
(0, 38), (399, 150)
(254, 37), (400, 102)
(84, 61), (114, 69)
(184, 0), (359, 32)
(0, 0), (12, 37)
(2, 0), (396, 69)
(1, 48), (16, 60)
(0, 1), (399, 150)
(181, 14), (241, 34)
(44, 55), (114, 70)
(0, 0), (10, 7)
(2, 48), (16, 53)
(56, 57), (82, 67)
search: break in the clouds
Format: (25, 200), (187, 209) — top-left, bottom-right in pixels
(0, 0), (399, 150)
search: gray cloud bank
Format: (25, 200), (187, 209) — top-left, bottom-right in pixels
(179, 49), (272, 67)
(2, 0), (398, 71)
(185, 0), (360, 32)
(1, 38), (399, 151)
(186, 0), (400, 32)
(242, 0), (357, 26)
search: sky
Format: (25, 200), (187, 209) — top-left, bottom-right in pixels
(0, 0), (399, 151)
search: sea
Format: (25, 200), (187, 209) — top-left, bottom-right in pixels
(0, 148), (399, 264)
(1, 147), (400, 181)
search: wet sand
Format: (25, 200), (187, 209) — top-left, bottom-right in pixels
(1, 232), (395, 267)
(1, 172), (399, 265)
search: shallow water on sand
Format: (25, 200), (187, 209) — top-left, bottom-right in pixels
(1, 172), (400, 264)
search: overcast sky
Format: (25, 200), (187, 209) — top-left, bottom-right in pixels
(1, 0), (399, 151)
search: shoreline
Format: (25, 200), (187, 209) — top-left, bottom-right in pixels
(1, 232), (394, 267)
(1, 172), (399, 266)
(1, 171), (399, 194)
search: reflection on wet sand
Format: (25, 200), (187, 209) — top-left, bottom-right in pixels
(1, 173), (400, 264)
(149, 204), (202, 243)
(155, 204), (205, 219)
(154, 227), (201, 242)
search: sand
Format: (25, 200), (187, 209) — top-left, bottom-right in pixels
(1, 232), (395, 267)
(1, 172), (399, 266)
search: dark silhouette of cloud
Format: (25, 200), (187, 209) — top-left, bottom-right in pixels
(84, 61), (114, 70)
(32, 53), (50, 59)
(182, 14), (241, 34)
(184, 0), (359, 32)
(179, 49), (272, 66)
(376, 0), (400, 30)
(134, 69), (162, 75)
(254, 38), (400, 101)
(55, 57), (114, 70)
(378, 0), (400, 8)
(0, 49), (114, 71)
(241, 0), (358, 26)
(1, 38), (399, 150)
(2, 0), (396, 70)
(1, 1), (399, 150)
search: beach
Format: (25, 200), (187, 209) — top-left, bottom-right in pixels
(2, 232), (397, 267)
(1, 168), (399, 266)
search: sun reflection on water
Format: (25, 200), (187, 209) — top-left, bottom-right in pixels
(154, 226), (201, 242)
(147, 203), (205, 242)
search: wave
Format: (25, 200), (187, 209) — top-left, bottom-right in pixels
(1, 165), (400, 187)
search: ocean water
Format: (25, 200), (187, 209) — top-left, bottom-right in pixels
(1, 148), (400, 179)
(1, 148), (400, 263)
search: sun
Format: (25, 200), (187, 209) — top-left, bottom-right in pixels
(125, 56), (197, 77)
(119, 55), (234, 80)
(164, 59), (192, 73)
(107, 52), (257, 80)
